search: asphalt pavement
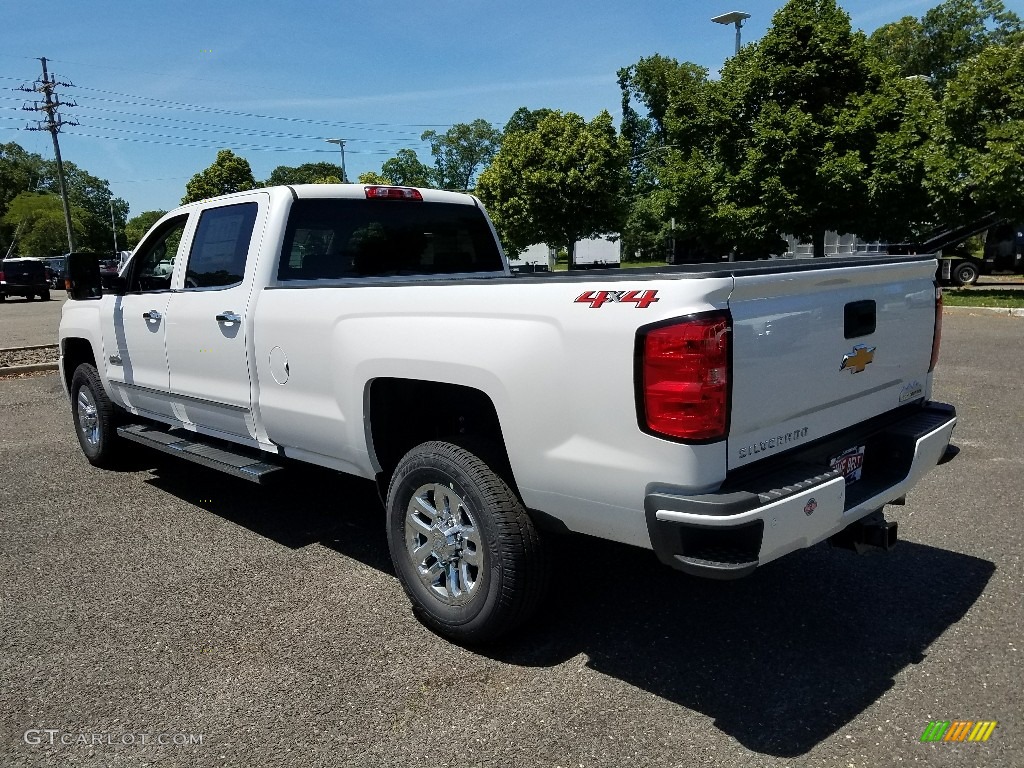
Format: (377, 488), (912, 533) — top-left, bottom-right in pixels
(0, 295), (63, 349)
(0, 312), (1021, 767)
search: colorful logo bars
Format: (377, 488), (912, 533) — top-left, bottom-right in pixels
(920, 720), (998, 742)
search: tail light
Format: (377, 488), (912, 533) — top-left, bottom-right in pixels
(929, 283), (943, 372)
(0, 270), (5, 282)
(638, 311), (731, 442)
(364, 186), (423, 200)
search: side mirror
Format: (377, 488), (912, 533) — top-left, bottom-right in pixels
(65, 252), (103, 300)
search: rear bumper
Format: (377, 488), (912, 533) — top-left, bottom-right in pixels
(645, 402), (957, 578)
(1, 284), (47, 297)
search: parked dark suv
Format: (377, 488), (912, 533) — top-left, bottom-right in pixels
(0, 258), (50, 301)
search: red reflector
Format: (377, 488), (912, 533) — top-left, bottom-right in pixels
(930, 284), (943, 372)
(364, 185), (423, 201)
(640, 312), (730, 441)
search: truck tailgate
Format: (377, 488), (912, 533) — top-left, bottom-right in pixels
(727, 258), (938, 471)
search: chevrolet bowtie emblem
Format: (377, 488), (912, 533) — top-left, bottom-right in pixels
(841, 344), (876, 374)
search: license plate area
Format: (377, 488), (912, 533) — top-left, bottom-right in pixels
(830, 445), (866, 485)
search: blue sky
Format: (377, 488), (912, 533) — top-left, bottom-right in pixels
(0, 0), (996, 218)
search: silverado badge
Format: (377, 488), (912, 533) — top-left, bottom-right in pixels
(841, 344), (875, 374)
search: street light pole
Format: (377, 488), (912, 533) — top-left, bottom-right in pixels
(711, 11), (751, 56)
(325, 138), (348, 183)
(110, 199), (118, 256)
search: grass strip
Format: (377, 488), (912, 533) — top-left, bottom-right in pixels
(944, 289), (1024, 308)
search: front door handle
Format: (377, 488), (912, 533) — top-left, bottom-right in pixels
(143, 310), (161, 321)
(216, 311), (241, 324)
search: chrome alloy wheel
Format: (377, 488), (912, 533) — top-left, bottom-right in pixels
(76, 387), (100, 448)
(405, 483), (484, 606)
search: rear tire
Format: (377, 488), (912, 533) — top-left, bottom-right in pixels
(41, 289), (50, 301)
(386, 440), (547, 644)
(70, 363), (123, 468)
(953, 260), (980, 286)
(25, 293), (34, 302)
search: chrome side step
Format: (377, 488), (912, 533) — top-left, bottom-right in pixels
(117, 424), (283, 483)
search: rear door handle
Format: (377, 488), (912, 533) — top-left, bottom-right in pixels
(216, 311), (241, 324)
(143, 310), (162, 321)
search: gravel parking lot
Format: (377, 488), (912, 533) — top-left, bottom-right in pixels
(1, 312), (1021, 767)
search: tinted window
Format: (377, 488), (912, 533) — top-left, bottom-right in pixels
(185, 203), (258, 289)
(129, 215), (188, 292)
(278, 199), (502, 281)
(3, 260), (45, 278)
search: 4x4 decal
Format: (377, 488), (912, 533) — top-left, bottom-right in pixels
(574, 289), (659, 309)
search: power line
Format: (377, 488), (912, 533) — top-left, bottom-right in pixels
(3, 94), (431, 141)
(5, 59), (463, 127)
(70, 84), (454, 128)
(71, 113), (426, 145)
(2, 115), (395, 154)
(49, 130), (397, 154)
(4, 73), (456, 130)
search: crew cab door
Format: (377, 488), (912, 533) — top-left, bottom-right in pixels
(164, 196), (266, 440)
(101, 213), (191, 420)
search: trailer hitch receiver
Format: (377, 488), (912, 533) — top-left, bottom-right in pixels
(828, 510), (897, 554)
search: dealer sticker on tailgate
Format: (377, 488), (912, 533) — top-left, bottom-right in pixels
(830, 445), (866, 485)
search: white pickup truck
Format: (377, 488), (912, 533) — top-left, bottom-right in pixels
(58, 184), (958, 643)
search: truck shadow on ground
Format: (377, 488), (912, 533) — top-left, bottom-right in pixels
(140, 456), (994, 758)
(503, 532), (994, 757)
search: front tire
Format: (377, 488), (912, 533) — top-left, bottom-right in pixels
(70, 363), (123, 468)
(41, 289), (50, 301)
(386, 441), (547, 644)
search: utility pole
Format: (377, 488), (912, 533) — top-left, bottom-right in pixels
(20, 57), (78, 253)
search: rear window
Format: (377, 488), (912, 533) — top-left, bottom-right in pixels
(3, 260), (44, 277)
(278, 199), (503, 281)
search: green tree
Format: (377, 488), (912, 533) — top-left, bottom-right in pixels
(858, 74), (941, 241)
(503, 107), (556, 136)
(421, 120), (502, 191)
(36, 161), (128, 254)
(713, 0), (886, 257)
(182, 149), (257, 204)
(869, 0), (1022, 89)
(868, 17), (929, 80)
(265, 162), (344, 186)
(617, 57), (720, 259)
(124, 210), (167, 249)
(2, 192), (86, 256)
(476, 110), (627, 266)
(357, 171), (390, 185)
(380, 149), (434, 187)
(928, 43), (1024, 224)
(0, 142), (45, 255)
(1, 143), (44, 216)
